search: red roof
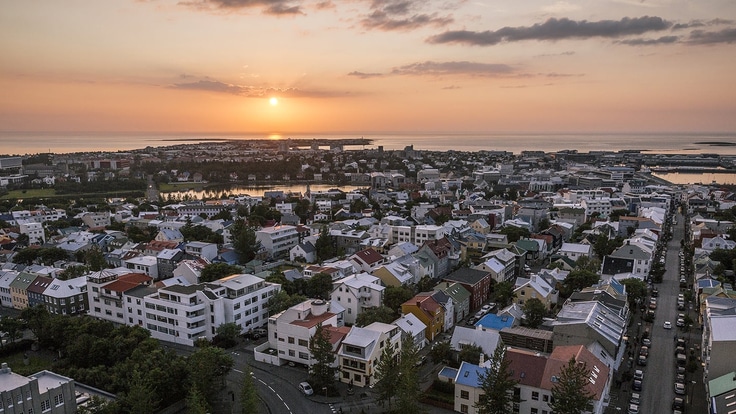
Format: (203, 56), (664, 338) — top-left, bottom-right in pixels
(505, 348), (548, 388)
(291, 312), (336, 329)
(352, 248), (384, 266)
(541, 345), (609, 400)
(103, 273), (152, 293)
(325, 325), (351, 346)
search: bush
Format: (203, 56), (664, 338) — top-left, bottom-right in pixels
(0, 339), (34, 358)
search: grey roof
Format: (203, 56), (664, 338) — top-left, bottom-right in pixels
(450, 326), (501, 356)
(444, 267), (491, 285)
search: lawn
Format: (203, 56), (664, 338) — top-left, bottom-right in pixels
(1, 349), (55, 376)
(0, 188), (56, 200)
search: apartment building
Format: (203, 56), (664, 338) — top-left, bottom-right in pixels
(0, 364), (77, 414)
(331, 273), (385, 325)
(87, 270), (153, 325)
(256, 225), (299, 259)
(338, 322), (402, 388)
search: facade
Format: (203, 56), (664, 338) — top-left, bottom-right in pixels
(18, 220), (45, 245)
(43, 276), (89, 316)
(331, 273), (384, 325)
(442, 268), (492, 311)
(558, 242), (592, 262)
(401, 293), (445, 342)
(256, 225), (299, 259)
(185, 241), (218, 261)
(87, 270), (153, 325)
(26, 275), (53, 309)
(0, 364), (76, 414)
(434, 281), (471, 323)
(513, 274), (558, 309)
(9, 272), (37, 310)
(338, 322), (402, 388)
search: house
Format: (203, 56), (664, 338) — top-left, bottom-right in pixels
(266, 299), (346, 367)
(9, 272), (37, 310)
(155, 228), (184, 243)
(372, 255), (423, 287)
(349, 248), (386, 273)
(442, 268), (492, 311)
(558, 242), (592, 262)
(123, 255), (159, 280)
(513, 274), (558, 309)
(87, 270), (153, 325)
(701, 297), (736, 383)
(606, 241), (651, 277)
(331, 273), (384, 325)
(392, 313), (427, 350)
(185, 241), (218, 261)
(43, 276), (89, 316)
(172, 257), (209, 285)
(701, 236), (736, 253)
(515, 239), (541, 265)
(707, 371), (736, 414)
(26, 275), (53, 309)
(449, 326), (502, 358)
(290, 241), (316, 263)
(476, 248), (516, 283)
(434, 281), (471, 324)
(337, 322), (402, 387)
(401, 292), (445, 342)
(415, 237), (456, 279)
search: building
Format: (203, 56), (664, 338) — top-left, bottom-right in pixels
(392, 313), (427, 350)
(256, 225), (299, 259)
(87, 270), (153, 325)
(401, 293), (445, 342)
(442, 268), (492, 311)
(266, 299), (347, 367)
(43, 276), (89, 316)
(558, 242), (592, 262)
(337, 322), (402, 387)
(701, 297), (736, 383)
(434, 281), (471, 324)
(331, 273), (384, 325)
(0, 364), (77, 414)
(26, 275), (53, 309)
(18, 220), (45, 245)
(513, 274), (558, 309)
(9, 272), (37, 310)
(185, 241), (218, 261)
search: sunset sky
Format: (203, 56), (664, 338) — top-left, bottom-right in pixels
(1, 0), (735, 134)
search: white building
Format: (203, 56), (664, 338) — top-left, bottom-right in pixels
(331, 273), (385, 325)
(256, 225), (299, 259)
(337, 322), (402, 387)
(558, 242), (592, 262)
(185, 241), (219, 261)
(18, 220), (45, 245)
(87, 269), (153, 326)
(123, 255), (159, 279)
(0, 364), (77, 414)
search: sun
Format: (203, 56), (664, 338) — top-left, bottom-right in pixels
(269, 97), (279, 106)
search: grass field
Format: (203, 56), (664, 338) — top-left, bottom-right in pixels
(0, 188), (56, 200)
(1, 349), (55, 376)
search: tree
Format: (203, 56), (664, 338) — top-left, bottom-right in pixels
(266, 290), (307, 314)
(315, 226), (336, 261)
(119, 370), (160, 414)
(12, 248), (39, 265)
(187, 346), (234, 406)
(186, 386), (210, 414)
(305, 273), (333, 299)
(429, 340), (451, 364)
(0, 317), (23, 345)
(84, 247), (108, 271)
(231, 219), (261, 264)
(240, 365), (259, 414)
(59, 264), (89, 280)
(201, 263), (243, 283)
(458, 344), (485, 365)
(383, 285), (415, 313)
(620, 278), (648, 309)
(396, 336), (421, 414)
(498, 226), (530, 243)
(522, 298), (547, 328)
(214, 322), (241, 348)
(308, 323), (336, 395)
(355, 306), (396, 327)
(21, 305), (50, 342)
(561, 269), (600, 297)
(492, 281), (515, 307)
(475, 343), (518, 414)
(374, 341), (399, 410)
(415, 275), (436, 293)
(550, 357), (595, 414)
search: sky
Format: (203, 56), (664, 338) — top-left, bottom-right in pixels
(1, 0), (735, 135)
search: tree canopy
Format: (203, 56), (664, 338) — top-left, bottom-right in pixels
(550, 357), (595, 414)
(475, 344), (518, 414)
(200, 263), (243, 283)
(522, 298), (548, 328)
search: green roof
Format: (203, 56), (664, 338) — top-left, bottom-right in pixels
(708, 371), (736, 397)
(516, 239), (539, 252)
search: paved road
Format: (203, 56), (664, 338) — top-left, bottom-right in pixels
(639, 212), (682, 413)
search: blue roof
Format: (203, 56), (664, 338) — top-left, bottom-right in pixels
(609, 278), (625, 295)
(476, 313), (515, 331)
(439, 367), (458, 380)
(697, 279), (720, 289)
(455, 361), (486, 387)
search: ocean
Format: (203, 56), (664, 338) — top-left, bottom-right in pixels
(2, 131), (736, 156)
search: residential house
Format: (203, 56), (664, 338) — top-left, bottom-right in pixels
(43, 276), (89, 316)
(558, 242), (592, 262)
(392, 313), (427, 350)
(349, 248), (386, 273)
(87, 270), (153, 325)
(401, 293), (445, 342)
(513, 274), (558, 309)
(701, 297), (736, 383)
(124, 255), (159, 280)
(9, 272), (37, 310)
(26, 275), (53, 309)
(372, 255), (422, 287)
(337, 322), (402, 387)
(331, 273), (385, 325)
(443, 268), (492, 311)
(185, 241), (218, 261)
(434, 281), (471, 324)
(606, 241), (651, 278)
(157, 248), (185, 280)
(449, 326), (502, 358)
(476, 249), (516, 283)
(290, 242), (316, 263)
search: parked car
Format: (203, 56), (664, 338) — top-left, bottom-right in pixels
(466, 317), (477, 326)
(298, 382), (314, 396)
(664, 321), (672, 329)
(627, 403), (640, 414)
(634, 370), (644, 380)
(630, 392), (641, 405)
(639, 346), (649, 357)
(415, 356), (427, 367)
(676, 318), (685, 327)
(642, 338), (652, 347)
(672, 397), (684, 410)
(675, 382), (685, 395)
(632, 379), (643, 391)
(637, 355), (647, 366)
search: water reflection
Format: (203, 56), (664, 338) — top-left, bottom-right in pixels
(653, 172), (736, 185)
(161, 183), (365, 200)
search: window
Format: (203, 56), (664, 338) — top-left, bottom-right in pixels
(532, 391), (539, 400)
(288, 337), (295, 344)
(298, 339), (308, 347)
(41, 400), (50, 411)
(460, 404), (468, 413)
(531, 409), (538, 414)
(460, 390), (469, 400)
(543, 394), (549, 402)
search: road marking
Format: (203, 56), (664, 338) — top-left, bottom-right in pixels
(233, 368), (243, 373)
(253, 373), (293, 413)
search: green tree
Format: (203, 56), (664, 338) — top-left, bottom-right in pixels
(187, 346), (234, 406)
(305, 273), (333, 299)
(214, 322), (241, 348)
(186, 386), (210, 414)
(0, 317), (23, 345)
(458, 344), (485, 365)
(119, 370), (160, 414)
(266, 290), (307, 314)
(396, 336), (421, 414)
(59, 264), (89, 280)
(429, 340), (452, 364)
(492, 281), (515, 307)
(315, 226), (336, 261)
(85, 247), (108, 271)
(355, 306), (397, 327)
(38, 247), (69, 265)
(561, 269), (600, 297)
(374, 341), (399, 410)
(498, 226), (530, 243)
(20, 305), (50, 343)
(231, 219), (261, 264)
(475, 344), (518, 414)
(12, 248), (39, 265)
(384, 285), (415, 313)
(308, 323), (336, 395)
(200, 263), (243, 283)
(620, 278), (648, 309)
(550, 357), (595, 414)
(240, 365), (259, 414)
(522, 298), (547, 328)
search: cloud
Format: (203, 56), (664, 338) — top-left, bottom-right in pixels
(617, 35), (680, 45)
(534, 51), (576, 57)
(688, 28), (736, 45)
(170, 78), (350, 98)
(347, 71), (384, 79)
(178, 0), (304, 15)
(441, 85), (461, 89)
(360, 0), (454, 31)
(390, 60), (516, 77)
(427, 16), (672, 46)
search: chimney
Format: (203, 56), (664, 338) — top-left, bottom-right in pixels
(479, 353), (485, 365)
(0, 363), (10, 374)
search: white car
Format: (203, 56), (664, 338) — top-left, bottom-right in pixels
(664, 321), (672, 329)
(298, 382), (313, 396)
